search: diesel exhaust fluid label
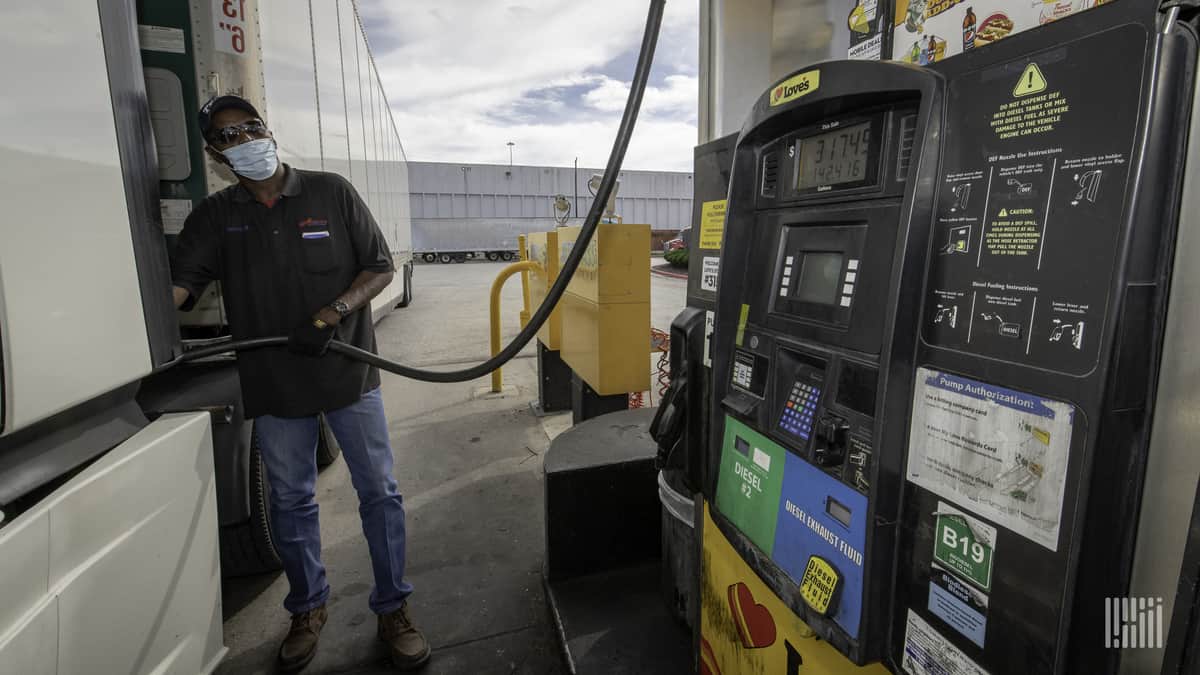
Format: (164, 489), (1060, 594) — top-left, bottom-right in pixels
(922, 27), (1143, 375)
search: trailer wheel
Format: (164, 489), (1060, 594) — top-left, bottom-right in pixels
(439, 253), (453, 264)
(422, 253), (436, 263)
(220, 426), (282, 577)
(316, 414), (341, 468)
(501, 251), (515, 261)
(485, 252), (499, 262)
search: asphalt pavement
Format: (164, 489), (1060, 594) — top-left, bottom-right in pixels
(215, 258), (687, 674)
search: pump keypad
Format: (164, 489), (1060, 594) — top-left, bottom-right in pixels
(780, 382), (820, 440)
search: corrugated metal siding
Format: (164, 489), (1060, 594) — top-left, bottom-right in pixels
(259, 0), (411, 257)
(407, 162), (694, 232)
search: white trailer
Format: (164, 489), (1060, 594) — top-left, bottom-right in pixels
(414, 219), (527, 263)
(0, 1), (413, 672)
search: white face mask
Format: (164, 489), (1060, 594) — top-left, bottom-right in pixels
(221, 138), (279, 180)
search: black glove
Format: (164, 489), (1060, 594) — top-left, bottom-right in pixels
(288, 319), (336, 356)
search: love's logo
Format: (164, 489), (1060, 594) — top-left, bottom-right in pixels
(727, 582), (777, 649)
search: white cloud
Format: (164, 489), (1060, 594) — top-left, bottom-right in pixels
(358, 0), (698, 172)
(583, 74), (697, 117)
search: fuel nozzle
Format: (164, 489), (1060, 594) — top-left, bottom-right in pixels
(813, 415), (850, 467)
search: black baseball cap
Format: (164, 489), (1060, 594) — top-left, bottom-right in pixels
(198, 95), (264, 141)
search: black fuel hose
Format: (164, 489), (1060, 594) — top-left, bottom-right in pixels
(157, 0), (666, 382)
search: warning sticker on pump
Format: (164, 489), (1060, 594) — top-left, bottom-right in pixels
(903, 609), (991, 675)
(701, 257), (720, 292)
(907, 368), (1074, 551)
(921, 27), (1143, 377)
(699, 199), (727, 249)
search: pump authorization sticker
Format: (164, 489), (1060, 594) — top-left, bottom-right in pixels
(906, 368), (1074, 551)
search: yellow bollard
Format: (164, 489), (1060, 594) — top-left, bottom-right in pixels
(518, 235), (532, 328)
(490, 260), (542, 393)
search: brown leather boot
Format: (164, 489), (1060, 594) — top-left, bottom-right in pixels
(277, 605), (328, 673)
(377, 604), (432, 670)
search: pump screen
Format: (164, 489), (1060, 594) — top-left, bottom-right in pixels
(794, 253), (844, 305)
(797, 122), (871, 188)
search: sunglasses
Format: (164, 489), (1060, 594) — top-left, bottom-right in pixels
(208, 119), (269, 146)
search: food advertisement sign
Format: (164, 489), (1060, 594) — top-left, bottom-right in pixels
(891, 0), (1114, 64)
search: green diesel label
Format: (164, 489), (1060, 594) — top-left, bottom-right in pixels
(933, 502), (996, 591)
(716, 416), (786, 554)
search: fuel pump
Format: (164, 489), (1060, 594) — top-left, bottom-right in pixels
(701, 60), (945, 669)
(891, 4), (1197, 674)
(696, 1), (1200, 674)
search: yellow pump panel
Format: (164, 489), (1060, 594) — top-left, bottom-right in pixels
(700, 503), (889, 675)
(525, 231), (563, 350)
(558, 224), (651, 396)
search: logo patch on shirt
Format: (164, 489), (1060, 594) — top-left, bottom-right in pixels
(298, 217), (329, 228)
(301, 231), (330, 239)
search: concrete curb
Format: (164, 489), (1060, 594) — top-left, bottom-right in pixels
(650, 264), (688, 280)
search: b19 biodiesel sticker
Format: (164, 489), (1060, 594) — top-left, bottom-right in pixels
(933, 501), (996, 591)
(907, 368), (1074, 551)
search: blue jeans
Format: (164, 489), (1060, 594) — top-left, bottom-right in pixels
(255, 387), (413, 615)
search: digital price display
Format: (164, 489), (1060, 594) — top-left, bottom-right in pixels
(797, 122), (872, 189)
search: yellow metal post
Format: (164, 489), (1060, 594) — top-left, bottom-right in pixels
(490, 260), (542, 392)
(518, 234), (532, 328)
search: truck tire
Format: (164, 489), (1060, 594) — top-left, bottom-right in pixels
(422, 253), (436, 263)
(396, 262), (414, 308)
(485, 252), (499, 262)
(439, 253), (453, 264)
(316, 413), (341, 468)
(501, 251), (515, 261)
(220, 426), (282, 577)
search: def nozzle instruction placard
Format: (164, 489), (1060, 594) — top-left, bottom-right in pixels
(922, 28), (1142, 376)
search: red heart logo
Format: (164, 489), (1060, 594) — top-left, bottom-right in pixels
(699, 637), (722, 675)
(727, 582), (777, 649)
(774, 86), (784, 101)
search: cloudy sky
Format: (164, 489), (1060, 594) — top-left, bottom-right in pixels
(356, 0), (699, 172)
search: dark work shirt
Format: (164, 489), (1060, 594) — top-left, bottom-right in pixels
(171, 165), (393, 418)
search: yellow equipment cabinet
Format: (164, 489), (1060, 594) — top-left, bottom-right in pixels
(557, 224), (651, 396)
(525, 230), (563, 350)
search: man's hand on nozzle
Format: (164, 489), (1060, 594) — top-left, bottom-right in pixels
(288, 317), (336, 357)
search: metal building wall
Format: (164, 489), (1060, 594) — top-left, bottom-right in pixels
(408, 162), (695, 244)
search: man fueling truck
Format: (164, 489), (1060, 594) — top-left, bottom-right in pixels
(5, 0), (1200, 674)
(0, 0), (415, 672)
